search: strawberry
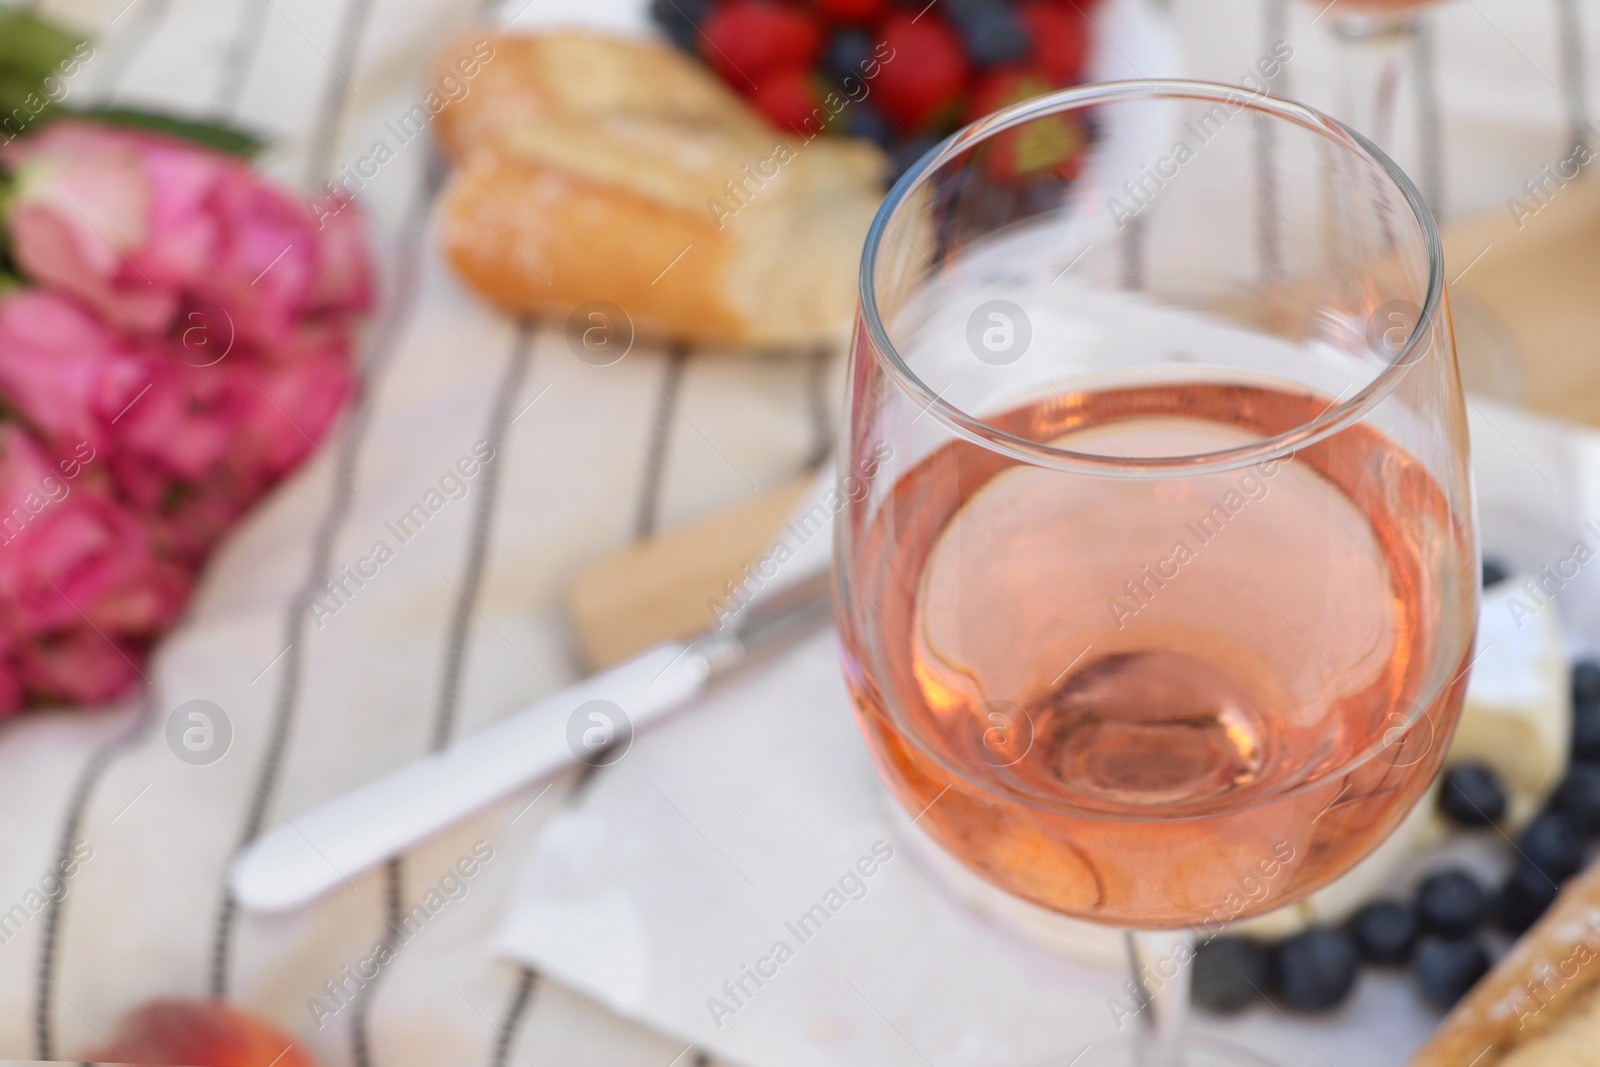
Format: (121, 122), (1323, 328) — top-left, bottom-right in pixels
(990, 110), (1087, 179)
(1017, 0), (1090, 83)
(811, 0), (886, 25)
(750, 67), (824, 134)
(965, 65), (1054, 123)
(700, 1), (823, 87)
(872, 13), (969, 133)
(963, 66), (1087, 178)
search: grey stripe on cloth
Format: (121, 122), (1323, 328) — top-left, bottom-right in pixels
(487, 966), (538, 1067)
(1413, 17), (1445, 215)
(567, 345), (694, 800)
(351, 856), (407, 1067)
(349, 322), (535, 1067)
(85, 0), (174, 104)
(301, 0), (376, 191)
(33, 701), (151, 1059)
(804, 347), (834, 471)
(1254, 0), (1289, 288)
(636, 348), (691, 540)
(207, 151), (438, 1000)
(431, 323), (535, 753)
(1557, 0), (1592, 151)
(1265, 0), (1289, 95)
(1119, 214), (1145, 291)
(213, 0), (272, 121)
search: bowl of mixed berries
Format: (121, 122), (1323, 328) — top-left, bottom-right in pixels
(649, 0), (1104, 180)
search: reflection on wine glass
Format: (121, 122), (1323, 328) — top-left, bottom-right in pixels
(837, 81), (1475, 1066)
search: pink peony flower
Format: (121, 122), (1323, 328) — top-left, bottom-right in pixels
(110, 326), (356, 561)
(0, 290), (149, 454)
(226, 325), (356, 482)
(0, 118), (373, 710)
(0, 424), (189, 709)
(0, 289), (357, 565)
(1, 120), (374, 348)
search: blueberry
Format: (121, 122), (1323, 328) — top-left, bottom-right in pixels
(1552, 762), (1600, 836)
(1574, 659), (1600, 704)
(889, 136), (939, 182)
(649, 0), (712, 52)
(1347, 900), (1417, 965)
(1439, 762), (1508, 826)
(1574, 697), (1600, 762)
(1192, 936), (1274, 1014)
(1276, 928), (1359, 1011)
(840, 102), (894, 149)
(1497, 862), (1561, 934)
(1481, 558), (1509, 587)
(1520, 811), (1586, 882)
(1415, 937), (1490, 1010)
(822, 29), (875, 85)
(953, 5), (1031, 66)
(1415, 868), (1487, 936)
(944, 0), (1006, 19)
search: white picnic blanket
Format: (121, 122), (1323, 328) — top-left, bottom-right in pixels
(0, 0), (1595, 1065)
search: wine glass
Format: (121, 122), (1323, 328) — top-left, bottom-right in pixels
(835, 81), (1475, 1066)
(1313, 0), (1439, 173)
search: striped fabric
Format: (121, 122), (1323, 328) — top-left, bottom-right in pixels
(0, 0), (1592, 1065)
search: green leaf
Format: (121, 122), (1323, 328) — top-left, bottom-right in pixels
(0, 11), (86, 86)
(64, 107), (266, 158)
(0, 11), (83, 141)
(0, 71), (52, 115)
(0, 223), (18, 297)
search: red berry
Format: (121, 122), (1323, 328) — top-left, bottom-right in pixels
(1018, 0), (1090, 83)
(872, 13), (970, 133)
(700, 1), (823, 87)
(965, 65), (1054, 123)
(965, 67), (1087, 179)
(811, 0), (885, 25)
(750, 67), (823, 133)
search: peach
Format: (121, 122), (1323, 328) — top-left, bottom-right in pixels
(82, 998), (318, 1067)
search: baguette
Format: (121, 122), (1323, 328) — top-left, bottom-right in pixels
(431, 30), (764, 162)
(433, 30), (887, 349)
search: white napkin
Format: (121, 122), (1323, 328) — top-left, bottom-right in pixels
(494, 399), (1600, 1067)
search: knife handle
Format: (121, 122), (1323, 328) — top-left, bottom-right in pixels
(229, 640), (712, 912)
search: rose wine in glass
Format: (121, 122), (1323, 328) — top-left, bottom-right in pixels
(846, 383), (1470, 928)
(837, 81), (1474, 1067)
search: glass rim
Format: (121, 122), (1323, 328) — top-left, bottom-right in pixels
(857, 78), (1447, 478)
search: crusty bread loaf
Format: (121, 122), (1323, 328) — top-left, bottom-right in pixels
(432, 31), (886, 349)
(1411, 861), (1600, 1066)
(431, 31), (764, 162)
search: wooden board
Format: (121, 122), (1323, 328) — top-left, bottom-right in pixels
(1444, 176), (1600, 423)
(566, 476), (814, 668)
